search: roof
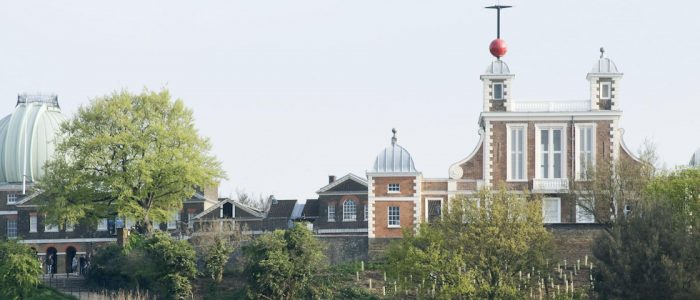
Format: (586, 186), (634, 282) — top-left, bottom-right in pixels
(483, 60), (511, 75)
(0, 95), (67, 183)
(316, 173), (367, 193)
(590, 57), (620, 74)
(291, 203), (304, 219)
(266, 199), (297, 219)
(193, 198), (265, 219)
(301, 199), (319, 218)
(372, 144), (417, 173)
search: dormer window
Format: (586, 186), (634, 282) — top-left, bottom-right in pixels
(600, 82), (611, 99)
(493, 83), (504, 100)
(6, 194), (17, 204)
(388, 183), (400, 193)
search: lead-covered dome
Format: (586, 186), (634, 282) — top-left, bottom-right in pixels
(0, 94), (67, 183)
(371, 129), (417, 173)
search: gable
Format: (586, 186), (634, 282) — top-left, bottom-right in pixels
(327, 179), (367, 193)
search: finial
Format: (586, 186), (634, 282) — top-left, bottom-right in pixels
(391, 128), (397, 145)
(600, 47), (605, 58)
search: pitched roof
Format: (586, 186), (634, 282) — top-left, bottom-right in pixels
(266, 199), (297, 219)
(193, 197), (265, 219)
(316, 173), (367, 194)
(300, 199), (319, 218)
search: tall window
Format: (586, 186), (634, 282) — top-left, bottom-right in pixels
(66, 222), (74, 232)
(537, 126), (565, 179)
(6, 194), (17, 204)
(7, 218), (17, 239)
(600, 82), (611, 99)
(327, 204), (336, 222)
(542, 198), (561, 224)
(167, 211), (179, 229)
(343, 200), (357, 221)
(576, 198), (595, 223)
(188, 212), (195, 229)
(364, 204), (368, 221)
(493, 83), (504, 100)
(427, 199), (442, 223)
(388, 183), (400, 193)
(507, 124), (527, 181)
(97, 219), (108, 231)
(29, 213), (37, 233)
(576, 125), (595, 180)
(388, 206), (400, 228)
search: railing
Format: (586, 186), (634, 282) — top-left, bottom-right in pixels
(532, 178), (569, 192)
(17, 94), (60, 108)
(510, 100), (590, 112)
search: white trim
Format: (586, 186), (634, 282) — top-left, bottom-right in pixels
(367, 175), (375, 238)
(327, 204), (336, 222)
(449, 129), (485, 179)
(317, 228), (368, 234)
(481, 111), (622, 119)
(387, 205), (401, 228)
(424, 197), (444, 222)
(18, 238), (118, 244)
(342, 199), (357, 222)
(484, 122), (493, 187)
(542, 197), (561, 224)
(575, 123), (597, 180)
(372, 197), (416, 201)
(0, 211), (18, 215)
(387, 183), (400, 193)
(316, 192), (367, 196)
(316, 173), (368, 193)
(534, 123), (568, 180)
(29, 214), (37, 233)
(6, 193), (18, 205)
(506, 123), (528, 182)
(365, 172), (422, 177)
(576, 198), (595, 224)
(493, 82), (504, 100)
(600, 82), (611, 100)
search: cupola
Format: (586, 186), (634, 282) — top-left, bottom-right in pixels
(587, 48), (623, 110)
(371, 129), (417, 173)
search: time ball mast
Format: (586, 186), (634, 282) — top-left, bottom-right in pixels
(486, 4), (512, 59)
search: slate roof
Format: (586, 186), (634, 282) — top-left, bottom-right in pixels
(300, 199), (319, 218)
(266, 199), (297, 219)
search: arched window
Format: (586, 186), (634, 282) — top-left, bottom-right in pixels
(343, 200), (357, 221)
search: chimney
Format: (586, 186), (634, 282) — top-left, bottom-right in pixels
(328, 175), (336, 183)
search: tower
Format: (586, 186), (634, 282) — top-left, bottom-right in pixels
(482, 4), (514, 112)
(587, 48), (623, 110)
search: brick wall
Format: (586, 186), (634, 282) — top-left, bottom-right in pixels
(373, 177), (416, 197)
(548, 224), (605, 262)
(372, 201), (414, 238)
(459, 147), (483, 180)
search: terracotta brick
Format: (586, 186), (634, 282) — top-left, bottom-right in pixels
(373, 177), (416, 197)
(459, 147), (483, 180)
(457, 181), (478, 190)
(422, 181), (447, 191)
(372, 201), (415, 238)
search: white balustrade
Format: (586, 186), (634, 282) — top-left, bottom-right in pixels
(532, 178), (569, 192)
(510, 100), (590, 112)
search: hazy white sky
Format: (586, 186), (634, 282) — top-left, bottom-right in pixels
(1, 1), (698, 201)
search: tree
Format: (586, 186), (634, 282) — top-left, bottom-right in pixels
(593, 168), (700, 299)
(243, 223), (329, 299)
(387, 189), (553, 299)
(190, 221), (248, 283)
(37, 89), (225, 234)
(0, 241), (42, 300)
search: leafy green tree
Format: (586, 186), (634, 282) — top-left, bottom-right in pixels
(0, 241), (42, 300)
(387, 189), (553, 300)
(593, 168), (700, 299)
(203, 237), (234, 283)
(243, 223), (329, 299)
(143, 232), (198, 299)
(37, 89), (225, 234)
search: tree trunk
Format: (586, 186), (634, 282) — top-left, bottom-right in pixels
(137, 216), (154, 236)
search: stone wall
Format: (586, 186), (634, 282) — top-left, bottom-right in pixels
(318, 235), (368, 265)
(548, 224), (605, 262)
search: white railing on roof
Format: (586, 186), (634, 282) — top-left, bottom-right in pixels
(510, 100), (590, 112)
(532, 178), (569, 192)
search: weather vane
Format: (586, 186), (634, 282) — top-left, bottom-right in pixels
(485, 3), (512, 59)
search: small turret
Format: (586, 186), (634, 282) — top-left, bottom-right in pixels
(587, 48), (623, 110)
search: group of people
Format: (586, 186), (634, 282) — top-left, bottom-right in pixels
(40, 253), (90, 276)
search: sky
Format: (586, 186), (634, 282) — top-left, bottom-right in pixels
(1, 1), (698, 202)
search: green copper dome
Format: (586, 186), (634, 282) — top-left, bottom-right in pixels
(0, 94), (67, 183)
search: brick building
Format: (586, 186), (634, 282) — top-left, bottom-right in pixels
(366, 50), (641, 256)
(302, 174), (368, 235)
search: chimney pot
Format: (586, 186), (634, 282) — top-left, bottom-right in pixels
(329, 175), (336, 183)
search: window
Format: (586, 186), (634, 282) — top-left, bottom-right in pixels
(6, 194), (18, 204)
(327, 204), (335, 222)
(576, 125), (596, 180)
(493, 83), (504, 100)
(600, 82), (611, 99)
(29, 214), (37, 233)
(542, 198), (561, 224)
(427, 199), (442, 223)
(364, 204), (368, 221)
(576, 198), (595, 223)
(343, 200), (357, 221)
(388, 206), (400, 228)
(536, 126), (565, 179)
(97, 219), (108, 231)
(188, 213), (195, 229)
(167, 211), (179, 229)
(45, 223), (58, 233)
(66, 222), (74, 232)
(507, 124), (527, 181)
(7, 218), (17, 239)
(388, 183), (400, 193)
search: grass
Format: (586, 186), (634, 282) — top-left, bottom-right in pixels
(25, 285), (77, 300)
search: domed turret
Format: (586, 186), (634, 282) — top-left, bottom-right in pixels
(586, 48), (623, 111)
(0, 94), (67, 183)
(372, 129), (417, 173)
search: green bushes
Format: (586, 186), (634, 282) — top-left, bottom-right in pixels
(0, 241), (43, 300)
(87, 232), (196, 300)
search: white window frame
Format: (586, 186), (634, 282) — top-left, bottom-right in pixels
(506, 123), (528, 182)
(6, 194), (18, 205)
(7, 218), (17, 239)
(542, 197), (561, 224)
(364, 204), (368, 221)
(576, 198), (595, 224)
(188, 212), (195, 229)
(575, 123), (596, 180)
(535, 124), (567, 180)
(97, 218), (108, 231)
(388, 206), (401, 228)
(425, 197), (444, 222)
(387, 183), (400, 193)
(45, 223), (59, 233)
(493, 82), (504, 100)
(600, 82), (611, 100)
(327, 204), (336, 222)
(342, 199), (357, 221)
(167, 211), (179, 230)
(29, 214), (37, 233)
(66, 222), (74, 232)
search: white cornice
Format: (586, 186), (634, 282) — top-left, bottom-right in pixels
(316, 173), (368, 194)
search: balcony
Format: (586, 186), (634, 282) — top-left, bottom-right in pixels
(532, 178), (569, 193)
(510, 100), (590, 112)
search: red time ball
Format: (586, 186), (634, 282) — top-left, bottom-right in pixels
(489, 39), (507, 58)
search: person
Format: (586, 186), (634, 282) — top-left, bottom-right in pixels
(72, 256), (78, 274)
(46, 255), (54, 276)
